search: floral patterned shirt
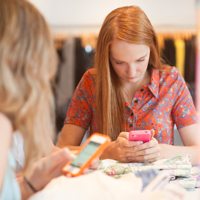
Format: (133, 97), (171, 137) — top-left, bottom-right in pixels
(65, 66), (197, 144)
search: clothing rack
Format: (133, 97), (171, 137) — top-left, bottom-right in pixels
(156, 30), (196, 88)
(54, 33), (97, 51)
(52, 26), (198, 132)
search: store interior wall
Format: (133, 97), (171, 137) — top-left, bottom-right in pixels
(30, 0), (196, 30)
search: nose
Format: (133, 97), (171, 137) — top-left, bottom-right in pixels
(127, 63), (137, 77)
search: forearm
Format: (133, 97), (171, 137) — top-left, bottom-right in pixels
(17, 148), (75, 200)
(100, 141), (117, 160)
(159, 144), (200, 165)
(57, 139), (81, 150)
(57, 124), (85, 148)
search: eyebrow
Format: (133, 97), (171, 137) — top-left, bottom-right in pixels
(137, 53), (147, 60)
(112, 53), (147, 62)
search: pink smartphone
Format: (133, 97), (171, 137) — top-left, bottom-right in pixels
(128, 130), (153, 142)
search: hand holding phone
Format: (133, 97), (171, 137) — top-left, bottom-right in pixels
(128, 130), (154, 143)
(62, 133), (111, 177)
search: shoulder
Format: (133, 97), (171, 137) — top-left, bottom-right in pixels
(156, 66), (189, 98)
(160, 65), (179, 75)
(81, 68), (96, 82)
(81, 68), (96, 85)
(152, 65), (187, 94)
(158, 65), (183, 82)
(0, 113), (13, 135)
(83, 68), (96, 76)
(76, 68), (96, 95)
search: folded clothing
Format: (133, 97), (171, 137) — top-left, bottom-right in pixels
(99, 155), (200, 190)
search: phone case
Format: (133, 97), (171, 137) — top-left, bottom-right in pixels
(128, 130), (152, 142)
(62, 133), (111, 177)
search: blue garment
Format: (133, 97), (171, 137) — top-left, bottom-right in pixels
(0, 152), (21, 200)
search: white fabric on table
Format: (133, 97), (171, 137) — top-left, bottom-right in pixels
(29, 171), (142, 200)
(29, 170), (189, 200)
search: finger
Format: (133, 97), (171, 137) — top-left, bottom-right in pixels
(50, 158), (71, 178)
(117, 132), (143, 147)
(88, 158), (100, 170)
(135, 152), (160, 163)
(43, 148), (75, 170)
(125, 147), (160, 162)
(151, 137), (159, 144)
(53, 148), (75, 162)
(135, 139), (158, 151)
(118, 132), (129, 139)
(51, 145), (61, 152)
(134, 146), (160, 156)
(81, 159), (100, 174)
(116, 134), (127, 146)
(49, 149), (77, 178)
(147, 154), (161, 163)
(117, 144), (147, 163)
(124, 140), (143, 147)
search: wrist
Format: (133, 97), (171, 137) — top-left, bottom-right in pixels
(18, 175), (35, 200)
(99, 141), (115, 160)
(24, 176), (38, 193)
(159, 143), (171, 159)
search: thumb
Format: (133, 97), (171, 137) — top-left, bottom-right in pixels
(41, 148), (75, 178)
(52, 148), (75, 162)
(118, 132), (129, 139)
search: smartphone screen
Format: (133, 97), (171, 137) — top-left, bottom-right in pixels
(70, 141), (100, 168)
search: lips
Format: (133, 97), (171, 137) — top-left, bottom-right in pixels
(127, 77), (136, 79)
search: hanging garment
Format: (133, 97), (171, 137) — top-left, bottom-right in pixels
(55, 37), (76, 132)
(157, 34), (165, 51)
(74, 37), (94, 88)
(174, 38), (185, 77)
(184, 36), (196, 103)
(184, 36), (196, 83)
(162, 38), (176, 66)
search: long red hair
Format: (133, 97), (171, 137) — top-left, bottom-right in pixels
(95, 6), (162, 140)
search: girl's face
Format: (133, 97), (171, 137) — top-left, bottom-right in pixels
(110, 39), (150, 85)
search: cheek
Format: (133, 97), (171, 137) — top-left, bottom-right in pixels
(137, 62), (148, 72)
(112, 64), (125, 75)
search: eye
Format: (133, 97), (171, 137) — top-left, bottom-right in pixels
(137, 59), (145, 62)
(114, 60), (124, 65)
(115, 61), (124, 65)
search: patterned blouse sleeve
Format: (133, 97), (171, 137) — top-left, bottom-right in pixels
(64, 70), (94, 130)
(172, 71), (197, 129)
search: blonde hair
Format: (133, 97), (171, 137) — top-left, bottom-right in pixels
(0, 0), (57, 169)
(95, 6), (162, 140)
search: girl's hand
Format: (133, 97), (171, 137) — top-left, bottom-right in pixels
(100, 132), (160, 163)
(24, 148), (74, 191)
(129, 137), (161, 163)
(100, 132), (143, 162)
